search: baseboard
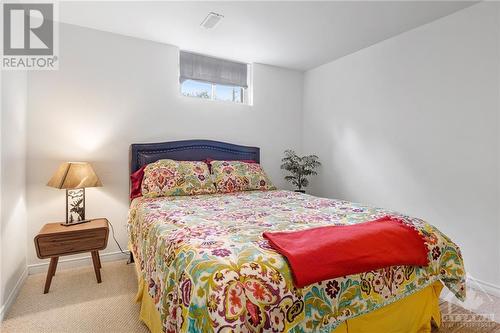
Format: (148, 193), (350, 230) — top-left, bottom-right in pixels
(467, 276), (500, 298)
(27, 250), (129, 275)
(0, 267), (28, 321)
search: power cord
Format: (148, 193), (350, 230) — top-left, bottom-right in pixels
(107, 219), (128, 257)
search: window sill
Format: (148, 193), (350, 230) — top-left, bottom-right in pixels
(179, 93), (253, 106)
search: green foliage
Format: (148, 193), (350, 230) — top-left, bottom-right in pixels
(195, 91), (210, 99)
(182, 91), (211, 99)
(280, 150), (321, 190)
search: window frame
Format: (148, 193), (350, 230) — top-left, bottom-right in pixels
(179, 58), (252, 105)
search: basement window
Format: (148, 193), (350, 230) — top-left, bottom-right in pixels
(179, 51), (249, 104)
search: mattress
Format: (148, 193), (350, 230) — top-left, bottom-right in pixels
(128, 190), (465, 333)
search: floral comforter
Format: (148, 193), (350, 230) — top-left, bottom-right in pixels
(128, 190), (465, 333)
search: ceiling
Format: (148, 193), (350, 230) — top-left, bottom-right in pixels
(58, 1), (476, 71)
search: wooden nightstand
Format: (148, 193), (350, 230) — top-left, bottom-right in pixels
(34, 218), (109, 293)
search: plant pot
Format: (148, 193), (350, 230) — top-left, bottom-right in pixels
(294, 190), (306, 194)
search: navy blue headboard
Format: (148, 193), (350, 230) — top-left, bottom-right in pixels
(129, 139), (260, 174)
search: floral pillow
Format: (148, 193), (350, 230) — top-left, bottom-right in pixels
(141, 159), (216, 197)
(210, 160), (276, 193)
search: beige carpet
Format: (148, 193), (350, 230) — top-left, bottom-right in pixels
(1, 260), (499, 333)
(1, 261), (148, 333)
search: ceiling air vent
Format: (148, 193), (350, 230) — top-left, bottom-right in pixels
(200, 12), (224, 29)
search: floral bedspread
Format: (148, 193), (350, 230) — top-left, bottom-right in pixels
(128, 190), (465, 333)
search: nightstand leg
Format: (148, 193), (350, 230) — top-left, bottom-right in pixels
(44, 257), (58, 294)
(96, 251), (101, 269)
(91, 251), (102, 283)
(52, 257), (58, 276)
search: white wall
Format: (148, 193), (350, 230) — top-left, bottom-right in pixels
(302, 2), (500, 289)
(1, 71), (28, 318)
(26, 23), (303, 266)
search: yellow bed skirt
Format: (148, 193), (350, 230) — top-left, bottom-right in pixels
(134, 266), (443, 333)
(136, 275), (163, 333)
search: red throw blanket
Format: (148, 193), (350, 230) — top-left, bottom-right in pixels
(263, 216), (429, 288)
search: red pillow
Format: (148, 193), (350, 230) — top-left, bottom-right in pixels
(130, 165), (146, 200)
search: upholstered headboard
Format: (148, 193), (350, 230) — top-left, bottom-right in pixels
(129, 139), (260, 174)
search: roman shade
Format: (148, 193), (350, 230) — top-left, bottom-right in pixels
(179, 51), (248, 88)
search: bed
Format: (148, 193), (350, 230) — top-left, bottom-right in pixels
(128, 139), (465, 333)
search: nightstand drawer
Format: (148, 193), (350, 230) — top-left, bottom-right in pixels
(36, 229), (107, 258)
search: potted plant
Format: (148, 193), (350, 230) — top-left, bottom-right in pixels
(280, 150), (321, 193)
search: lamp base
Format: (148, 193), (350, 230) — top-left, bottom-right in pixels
(60, 219), (92, 227)
(66, 188), (86, 224)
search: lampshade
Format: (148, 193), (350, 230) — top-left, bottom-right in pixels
(47, 162), (102, 189)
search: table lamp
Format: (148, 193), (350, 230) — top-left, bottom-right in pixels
(47, 162), (102, 226)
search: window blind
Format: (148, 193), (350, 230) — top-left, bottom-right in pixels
(179, 51), (248, 88)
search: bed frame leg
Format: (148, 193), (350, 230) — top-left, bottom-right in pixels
(127, 252), (134, 264)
